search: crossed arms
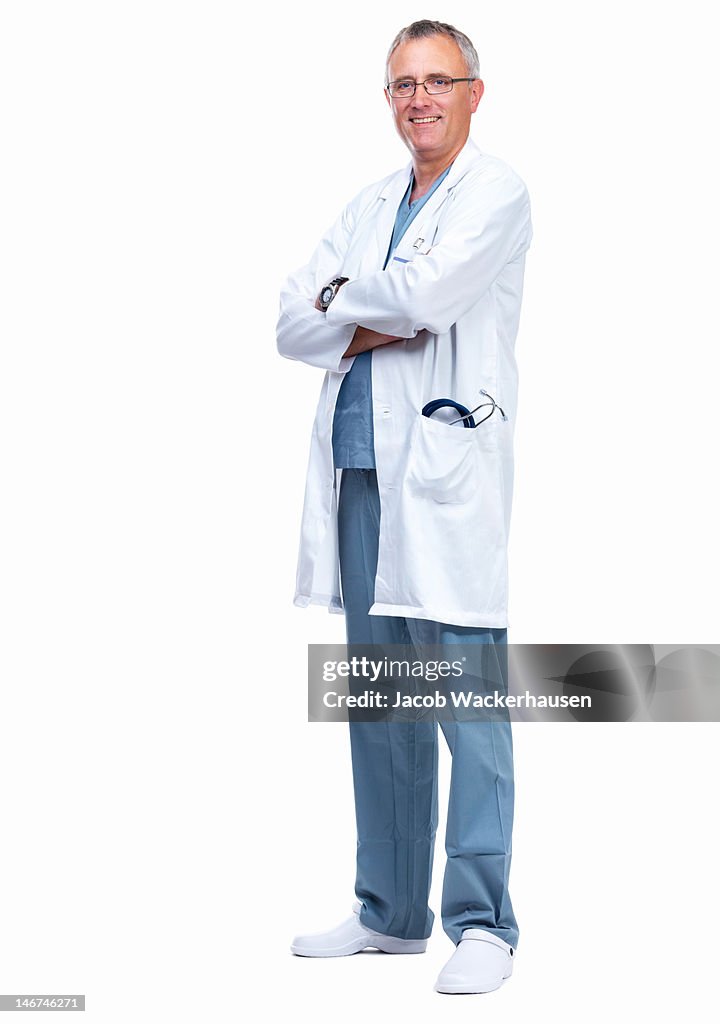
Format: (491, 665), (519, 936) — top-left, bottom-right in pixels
(277, 167), (531, 372)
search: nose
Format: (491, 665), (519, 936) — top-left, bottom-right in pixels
(409, 83), (432, 108)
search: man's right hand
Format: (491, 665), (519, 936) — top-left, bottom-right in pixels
(343, 326), (404, 357)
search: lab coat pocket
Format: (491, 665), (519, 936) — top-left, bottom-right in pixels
(405, 414), (483, 505)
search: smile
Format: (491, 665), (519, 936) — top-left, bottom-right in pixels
(409, 116), (441, 123)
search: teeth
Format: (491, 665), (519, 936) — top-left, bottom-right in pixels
(411, 116), (439, 123)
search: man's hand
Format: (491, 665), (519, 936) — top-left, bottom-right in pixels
(313, 277), (403, 355)
(343, 326), (404, 357)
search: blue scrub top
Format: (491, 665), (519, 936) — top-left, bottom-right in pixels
(331, 165), (452, 469)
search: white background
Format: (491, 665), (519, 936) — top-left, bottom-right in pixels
(1, 1), (718, 1021)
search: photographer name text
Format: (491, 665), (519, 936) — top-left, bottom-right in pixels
(322, 689), (592, 709)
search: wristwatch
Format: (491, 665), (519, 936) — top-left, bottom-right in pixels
(317, 276), (349, 312)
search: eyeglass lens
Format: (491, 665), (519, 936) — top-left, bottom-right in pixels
(388, 77), (454, 97)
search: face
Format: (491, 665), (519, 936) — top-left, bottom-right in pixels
(385, 35), (484, 166)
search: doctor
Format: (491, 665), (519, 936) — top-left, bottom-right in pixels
(278, 20), (532, 995)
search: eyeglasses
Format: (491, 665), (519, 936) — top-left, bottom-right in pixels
(386, 76), (475, 98)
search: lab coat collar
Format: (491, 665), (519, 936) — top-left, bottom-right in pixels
(371, 137), (481, 269)
(378, 136), (481, 202)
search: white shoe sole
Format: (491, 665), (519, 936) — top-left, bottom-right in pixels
(291, 935), (428, 957)
(435, 962), (513, 994)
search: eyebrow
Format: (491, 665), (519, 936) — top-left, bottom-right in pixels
(391, 71), (452, 81)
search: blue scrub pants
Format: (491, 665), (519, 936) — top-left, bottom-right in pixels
(337, 469), (519, 948)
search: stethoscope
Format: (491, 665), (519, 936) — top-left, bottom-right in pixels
(421, 389), (507, 429)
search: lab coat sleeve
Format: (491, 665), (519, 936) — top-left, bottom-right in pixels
(325, 167), (532, 338)
(276, 201), (358, 373)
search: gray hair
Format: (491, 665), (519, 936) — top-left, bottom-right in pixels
(385, 20), (480, 84)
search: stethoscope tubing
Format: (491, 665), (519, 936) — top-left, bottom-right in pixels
(421, 390), (506, 429)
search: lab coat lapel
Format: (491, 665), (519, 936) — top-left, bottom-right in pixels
(351, 138), (480, 274)
(378, 139), (481, 259)
(369, 164), (413, 270)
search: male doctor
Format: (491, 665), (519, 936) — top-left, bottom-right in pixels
(277, 20), (532, 995)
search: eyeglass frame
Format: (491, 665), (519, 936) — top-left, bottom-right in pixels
(385, 76), (477, 99)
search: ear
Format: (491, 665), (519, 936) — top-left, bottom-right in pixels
(470, 78), (484, 113)
(384, 87), (391, 110)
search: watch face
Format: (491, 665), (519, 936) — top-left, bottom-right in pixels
(321, 286), (333, 305)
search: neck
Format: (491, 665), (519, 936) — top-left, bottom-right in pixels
(410, 139), (467, 201)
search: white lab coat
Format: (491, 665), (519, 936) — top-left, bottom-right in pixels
(277, 137), (532, 627)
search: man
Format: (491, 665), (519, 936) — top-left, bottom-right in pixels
(277, 20), (531, 995)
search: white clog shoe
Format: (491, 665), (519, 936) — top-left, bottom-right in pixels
(291, 900), (428, 957)
(435, 929), (514, 994)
